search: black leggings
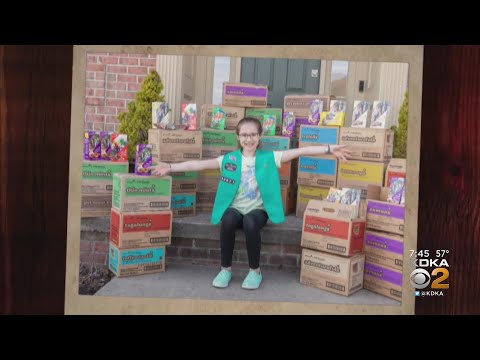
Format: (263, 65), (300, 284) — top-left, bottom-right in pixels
(220, 208), (269, 269)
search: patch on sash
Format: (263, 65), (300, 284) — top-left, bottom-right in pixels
(220, 176), (235, 185)
(224, 163), (237, 172)
(228, 155), (237, 162)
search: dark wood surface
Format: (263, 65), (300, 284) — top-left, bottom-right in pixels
(0, 45), (73, 314)
(416, 45), (480, 314)
(0, 45), (478, 314)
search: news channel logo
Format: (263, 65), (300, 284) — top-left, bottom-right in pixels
(410, 250), (450, 297)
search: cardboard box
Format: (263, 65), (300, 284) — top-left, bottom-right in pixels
(339, 127), (394, 162)
(196, 191), (216, 212)
(170, 170), (198, 193)
(112, 174), (172, 212)
(202, 129), (238, 159)
(364, 230), (403, 271)
(198, 168), (221, 192)
(110, 209), (172, 248)
(363, 261), (402, 301)
(200, 104), (245, 130)
(260, 136), (295, 151)
(301, 200), (365, 256)
(297, 156), (337, 188)
(223, 82), (268, 108)
(82, 161), (129, 195)
(295, 186), (330, 218)
(300, 248), (365, 296)
(284, 95), (332, 117)
(148, 129), (202, 163)
(109, 243), (165, 277)
(81, 194), (112, 218)
(281, 187), (296, 215)
(336, 160), (386, 198)
(245, 108), (283, 135)
(384, 158), (407, 187)
(299, 125), (339, 149)
(279, 159), (298, 188)
(366, 199), (405, 236)
(171, 193), (196, 217)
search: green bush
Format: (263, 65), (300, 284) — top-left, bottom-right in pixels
(118, 70), (165, 162)
(391, 92), (408, 159)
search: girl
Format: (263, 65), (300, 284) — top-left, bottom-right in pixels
(152, 117), (352, 290)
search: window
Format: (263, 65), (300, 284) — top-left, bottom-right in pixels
(330, 60), (349, 97)
(212, 57), (230, 105)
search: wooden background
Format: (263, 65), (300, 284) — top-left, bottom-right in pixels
(1, 45), (478, 314)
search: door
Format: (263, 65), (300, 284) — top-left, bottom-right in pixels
(240, 58), (321, 108)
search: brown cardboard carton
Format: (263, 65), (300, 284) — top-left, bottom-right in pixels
(202, 129), (238, 159)
(81, 160), (129, 195)
(295, 186), (330, 218)
(222, 82), (268, 108)
(339, 128), (394, 162)
(336, 160), (386, 198)
(198, 168), (221, 192)
(112, 174), (172, 212)
(363, 261), (402, 301)
(384, 158), (406, 187)
(110, 209), (172, 248)
(148, 129), (202, 163)
(279, 159), (298, 188)
(364, 230), (403, 271)
(196, 191), (216, 212)
(284, 95), (333, 117)
(109, 243), (165, 277)
(297, 155), (338, 188)
(81, 194), (112, 218)
(300, 248), (365, 296)
(366, 185), (405, 236)
(171, 193), (196, 217)
(200, 104), (245, 130)
(301, 200), (365, 256)
(281, 187), (297, 215)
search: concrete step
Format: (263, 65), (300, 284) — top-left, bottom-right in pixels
(95, 262), (400, 308)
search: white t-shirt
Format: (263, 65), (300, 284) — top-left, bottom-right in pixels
(216, 151), (283, 215)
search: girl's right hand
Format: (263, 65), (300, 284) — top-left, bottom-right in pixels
(151, 161), (171, 176)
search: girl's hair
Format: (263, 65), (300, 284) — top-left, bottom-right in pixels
(235, 117), (263, 150)
(235, 117), (263, 136)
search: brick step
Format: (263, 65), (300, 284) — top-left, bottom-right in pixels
(81, 212), (304, 269)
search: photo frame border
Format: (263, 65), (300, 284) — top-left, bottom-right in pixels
(65, 45), (423, 314)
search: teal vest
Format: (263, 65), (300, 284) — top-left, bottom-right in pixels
(211, 149), (285, 225)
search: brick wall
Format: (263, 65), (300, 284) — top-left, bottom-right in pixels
(80, 229), (301, 270)
(167, 238), (301, 270)
(84, 52), (157, 132)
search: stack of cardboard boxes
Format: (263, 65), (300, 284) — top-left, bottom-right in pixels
(81, 131), (129, 217)
(295, 125), (340, 218)
(108, 173), (173, 277)
(148, 128), (203, 218)
(363, 159), (406, 301)
(299, 199), (366, 296)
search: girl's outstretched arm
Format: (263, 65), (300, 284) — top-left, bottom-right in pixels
(281, 145), (352, 163)
(152, 158), (220, 176)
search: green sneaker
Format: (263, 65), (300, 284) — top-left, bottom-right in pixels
(242, 270), (263, 290)
(212, 269), (232, 288)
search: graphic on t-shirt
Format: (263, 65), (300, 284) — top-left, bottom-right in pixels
(238, 164), (260, 200)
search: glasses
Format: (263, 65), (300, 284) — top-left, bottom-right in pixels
(238, 133), (259, 140)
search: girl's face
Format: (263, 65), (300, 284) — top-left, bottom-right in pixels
(237, 122), (261, 152)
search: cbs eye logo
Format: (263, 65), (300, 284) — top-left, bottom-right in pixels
(410, 269), (431, 289)
(410, 268), (450, 289)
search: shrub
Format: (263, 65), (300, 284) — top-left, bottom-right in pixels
(391, 92), (408, 159)
(118, 70), (165, 162)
